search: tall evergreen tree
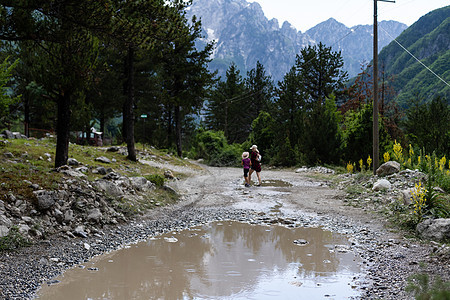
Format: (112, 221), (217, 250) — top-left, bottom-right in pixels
(206, 63), (249, 143)
(109, 0), (188, 161)
(273, 66), (304, 148)
(296, 42), (347, 106)
(245, 61), (274, 121)
(0, 0), (113, 167)
(159, 13), (215, 157)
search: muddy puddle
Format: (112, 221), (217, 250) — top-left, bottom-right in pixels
(260, 179), (293, 187)
(37, 221), (361, 299)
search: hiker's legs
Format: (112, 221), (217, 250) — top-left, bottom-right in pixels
(256, 172), (261, 185)
(249, 168), (254, 184)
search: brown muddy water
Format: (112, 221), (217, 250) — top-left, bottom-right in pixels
(37, 221), (361, 299)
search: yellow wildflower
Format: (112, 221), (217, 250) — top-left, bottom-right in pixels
(412, 181), (427, 218)
(384, 152), (390, 163)
(346, 162), (354, 174)
(393, 140), (403, 162)
(439, 156), (446, 172)
(367, 155), (372, 169)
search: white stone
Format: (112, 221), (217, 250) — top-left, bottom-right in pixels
(372, 179), (391, 191)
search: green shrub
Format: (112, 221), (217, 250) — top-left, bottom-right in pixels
(0, 227), (31, 252)
(145, 174), (165, 187)
(436, 173), (450, 193)
(406, 273), (450, 300)
(188, 129), (241, 166)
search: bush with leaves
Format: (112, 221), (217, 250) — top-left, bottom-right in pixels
(403, 96), (450, 158)
(0, 226), (31, 252)
(188, 129), (241, 166)
(0, 57), (21, 128)
(342, 102), (391, 163)
(249, 111), (275, 164)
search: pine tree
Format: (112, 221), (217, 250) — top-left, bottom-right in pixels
(296, 42), (347, 106)
(245, 61), (274, 121)
(206, 63), (249, 143)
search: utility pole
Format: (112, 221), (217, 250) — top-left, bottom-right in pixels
(373, 0), (395, 175)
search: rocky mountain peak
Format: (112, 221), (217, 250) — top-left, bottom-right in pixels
(188, 0), (407, 80)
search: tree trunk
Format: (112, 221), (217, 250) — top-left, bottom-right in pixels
(99, 112), (105, 144)
(55, 92), (71, 168)
(24, 93), (30, 137)
(125, 45), (136, 161)
(167, 104), (173, 148)
(122, 101), (128, 143)
(174, 105), (182, 157)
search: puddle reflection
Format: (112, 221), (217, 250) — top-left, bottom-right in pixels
(37, 222), (361, 299)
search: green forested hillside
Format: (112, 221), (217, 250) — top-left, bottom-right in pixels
(378, 6), (450, 107)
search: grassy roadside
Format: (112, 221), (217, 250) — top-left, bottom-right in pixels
(0, 138), (199, 219)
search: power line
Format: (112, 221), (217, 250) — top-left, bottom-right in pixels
(379, 26), (450, 88)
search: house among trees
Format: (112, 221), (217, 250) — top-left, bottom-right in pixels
(75, 127), (103, 146)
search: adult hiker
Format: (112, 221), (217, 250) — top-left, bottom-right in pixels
(248, 145), (262, 186)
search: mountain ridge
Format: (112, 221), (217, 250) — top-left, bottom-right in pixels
(187, 0), (407, 81)
(376, 5), (450, 105)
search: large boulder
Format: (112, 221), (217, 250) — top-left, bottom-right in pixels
(1, 130), (14, 139)
(417, 218), (450, 241)
(372, 179), (391, 191)
(130, 177), (155, 192)
(87, 208), (102, 223)
(94, 180), (124, 197)
(376, 161), (401, 176)
(33, 190), (58, 211)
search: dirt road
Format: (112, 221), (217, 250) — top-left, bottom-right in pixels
(166, 164), (448, 299)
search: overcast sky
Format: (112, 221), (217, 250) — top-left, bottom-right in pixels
(252, 0), (449, 32)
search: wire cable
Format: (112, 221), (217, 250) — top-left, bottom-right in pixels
(379, 26), (450, 88)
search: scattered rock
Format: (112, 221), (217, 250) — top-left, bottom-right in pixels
(87, 208), (103, 223)
(107, 146), (120, 152)
(95, 167), (108, 175)
(94, 180), (124, 197)
(293, 239), (308, 246)
(64, 209), (74, 223)
(164, 170), (175, 179)
(401, 188), (415, 205)
(0, 225), (10, 238)
(33, 190), (57, 211)
(74, 226), (88, 238)
(295, 166), (335, 174)
(95, 156), (111, 164)
(4, 152), (14, 158)
(417, 218), (450, 241)
(372, 179), (391, 191)
(67, 158), (80, 166)
(59, 168), (87, 178)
